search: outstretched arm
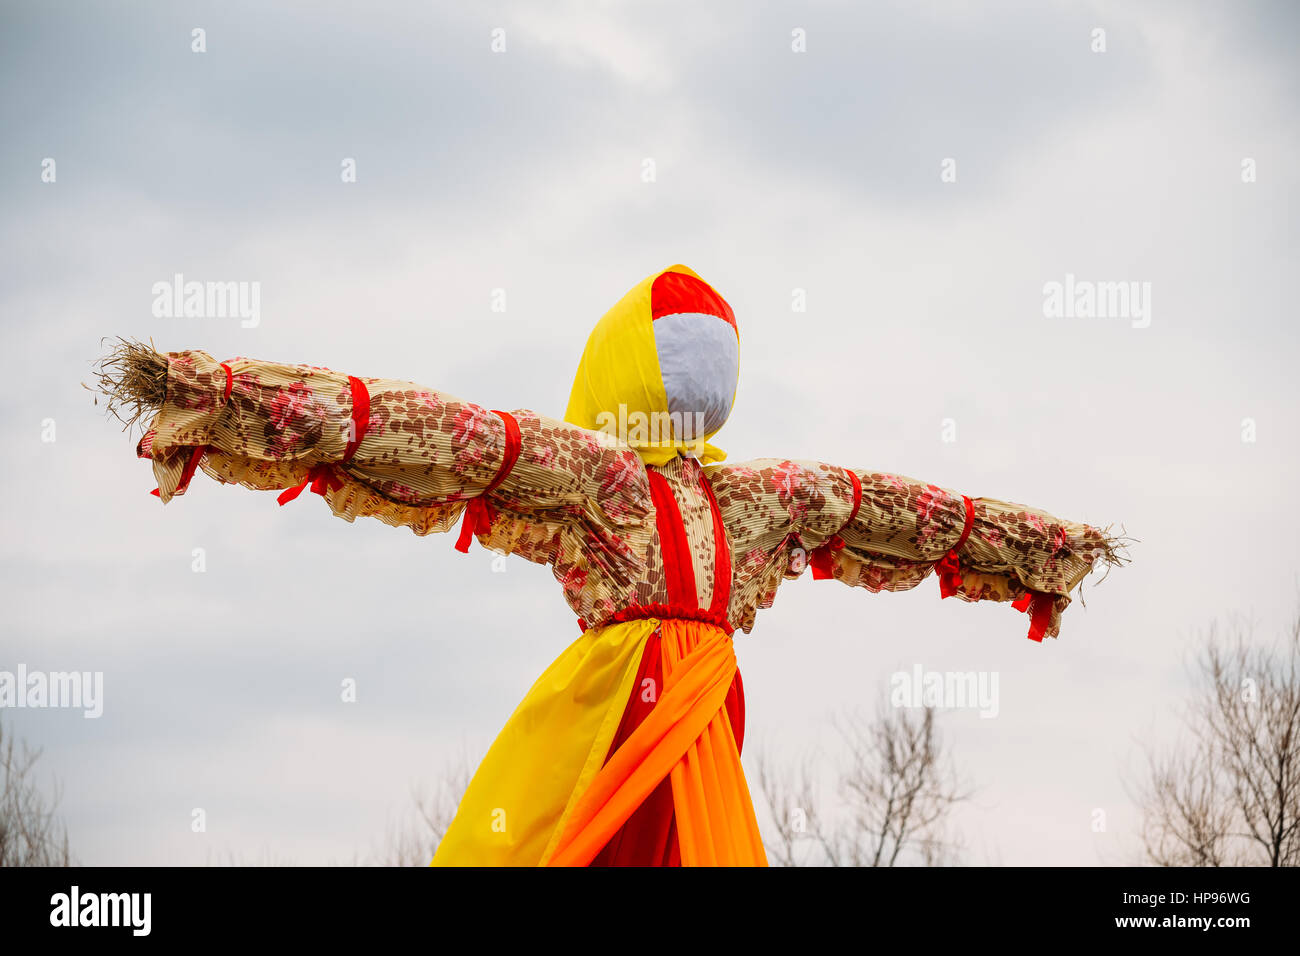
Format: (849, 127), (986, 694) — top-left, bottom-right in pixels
(97, 343), (652, 587)
(707, 458), (1123, 640)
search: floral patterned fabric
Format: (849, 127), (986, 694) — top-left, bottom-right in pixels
(137, 350), (1113, 640)
(708, 459), (1114, 638)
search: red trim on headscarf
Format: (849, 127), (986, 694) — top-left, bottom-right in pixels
(935, 493), (975, 598)
(650, 271), (736, 330)
(810, 469), (863, 580)
(454, 410), (522, 553)
(277, 376), (371, 506)
(1012, 590), (1054, 642)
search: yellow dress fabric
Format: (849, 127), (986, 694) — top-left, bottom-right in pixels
(431, 618), (656, 866)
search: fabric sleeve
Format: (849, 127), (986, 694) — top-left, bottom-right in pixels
(136, 349), (653, 588)
(706, 458), (1121, 639)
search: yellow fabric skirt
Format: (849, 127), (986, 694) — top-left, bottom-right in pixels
(431, 617), (766, 866)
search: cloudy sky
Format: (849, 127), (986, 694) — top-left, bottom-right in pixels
(2, 0), (1297, 865)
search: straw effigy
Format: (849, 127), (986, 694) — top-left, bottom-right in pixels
(90, 263), (1128, 868)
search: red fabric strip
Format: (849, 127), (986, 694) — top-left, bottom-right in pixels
(577, 603), (735, 637)
(590, 631), (679, 867)
(589, 623), (747, 867)
(152, 446), (207, 498)
(935, 493), (975, 598)
(175, 446), (205, 494)
(276, 465), (343, 505)
(1011, 590), (1053, 642)
(728, 668), (746, 754)
(810, 469), (864, 580)
(454, 409), (522, 553)
(646, 469), (698, 607)
(697, 468), (732, 618)
(1028, 592), (1053, 642)
(341, 376), (369, 463)
(220, 363), (233, 403)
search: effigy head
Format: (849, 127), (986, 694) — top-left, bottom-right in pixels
(564, 265), (738, 466)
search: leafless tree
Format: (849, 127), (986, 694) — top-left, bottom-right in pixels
(204, 846), (296, 867)
(755, 750), (821, 867)
(0, 719), (72, 866)
(369, 757), (473, 866)
(1136, 610), (1300, 866)
(758, 702), (970, 866)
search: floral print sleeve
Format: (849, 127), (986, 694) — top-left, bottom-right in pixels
(137, 350), (654, 600)
(706, 458), (1120, 639)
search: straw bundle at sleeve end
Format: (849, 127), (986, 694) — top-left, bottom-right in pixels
(87, 338), (170, 433)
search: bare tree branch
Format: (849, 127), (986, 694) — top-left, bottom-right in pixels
(0, 719), (73, 867)
(755, 750), (822, 867)
(367, 756), (473, 866)
(757, 699), (971, 867)
(1136, 609), (1300, 866)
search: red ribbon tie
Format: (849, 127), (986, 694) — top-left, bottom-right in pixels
(277, 375), (370, 507)
(1013, 590), (1054, 642)
(454, 410), (521, 554)
(936, 493), (975, 598)
(276, 464), (344, 505)
(810, 470), (863, 581)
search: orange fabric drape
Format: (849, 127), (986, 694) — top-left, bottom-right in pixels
(590, 628), (680, 866)
(542, 618), (766, 866)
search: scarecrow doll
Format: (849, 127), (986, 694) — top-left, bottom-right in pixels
(95, 265), (1122, 866)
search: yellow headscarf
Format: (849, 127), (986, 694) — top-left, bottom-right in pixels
(564, 265), (738, 466)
